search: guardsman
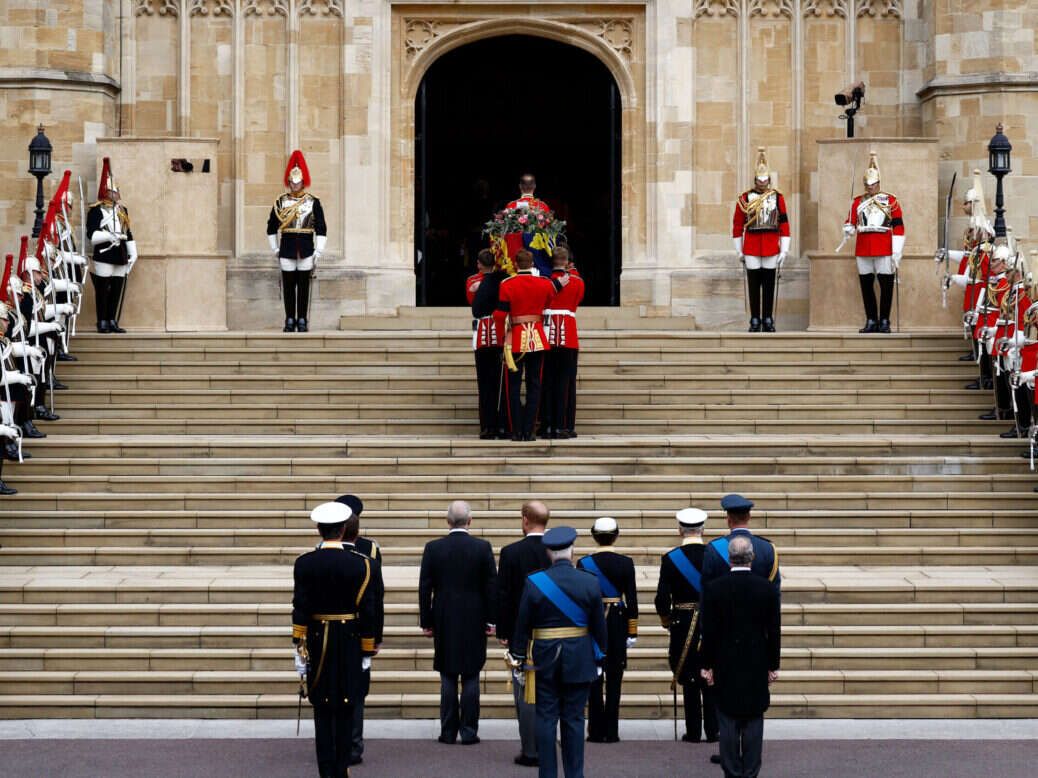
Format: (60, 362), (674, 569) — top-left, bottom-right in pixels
(493, 249), (569, 441)
(333, 493), (384, 767)
(842, 151), (905, 333)
(268, 150), (327, 333)
(578, 517), (638, 744)
(510, 526), (607, 778)
(22, 234), (67, 428)
(996, 247), (1032, 439)
(654, 508), (716, 744)
(468, 249), (508, 439)
(87, 157), (137, 334)
(0, 253), (32, 492)
(49, 170), (85, 361)
(1012, 251), (1038, 458)
(541, 246), (584, 439)
(293, 501), (378, 778)
(733, 148), (790, 333)
(2, 248), (41, 456)
(941, 170), (995, 363)
(974, 243), (1014, 425)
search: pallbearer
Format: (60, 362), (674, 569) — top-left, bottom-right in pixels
(542, 246), (584, 439)
(86, 158), (137, 333)
(468, 249), (508, 439)
(842, 150), (905, 333)
(654, 508), (717, 744)
(577, 517), (637, 743)
(732, 148), (790, 332)
(268, 150), (327, 332)
(292, 501), (378, 778)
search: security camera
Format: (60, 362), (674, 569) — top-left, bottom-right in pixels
(835, 82), (865, 106)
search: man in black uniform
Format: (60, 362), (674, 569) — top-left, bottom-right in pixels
(292, 501), (378, 778)
(577, 517), (638, 743)
(470, 249), (509, 439)
(419, 500), (498, 745)
(654, 507), (717, 744)
(87, 157), (137, 334)
(497, 500), (551, 767)
(268, 150), (327, 332)
(333, 493), (383, 766)
(511, 526), (607, 778)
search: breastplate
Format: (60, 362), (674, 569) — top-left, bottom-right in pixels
(857, 194), (892, 233)
(744, 191), (779, 232)
(277, 194), (315, 232)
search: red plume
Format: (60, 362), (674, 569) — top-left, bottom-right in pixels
(17, 236), (28, 278)
(97, 157), (112, 201)
(0, 254), (12, 306)
(283, 150), (311, 189)
(37, 201), (58, 264)
(51, 170), (72, 209)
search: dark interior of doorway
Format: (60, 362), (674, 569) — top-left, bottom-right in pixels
(415, 35), (622, 307)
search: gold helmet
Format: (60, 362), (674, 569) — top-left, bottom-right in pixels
(754, 147), (770, 184)
(863, 150), (881, 186)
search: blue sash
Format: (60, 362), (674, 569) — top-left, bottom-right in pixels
(578, 556), (620, 599)
(529, 571), (604, 660)
(666, 548), (702, 594)
(711, 537), (730, 564)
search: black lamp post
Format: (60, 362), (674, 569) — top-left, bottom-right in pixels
(28, 124), (53, 239)
(987, 123), (1012, 240)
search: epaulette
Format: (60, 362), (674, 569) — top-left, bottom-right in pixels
(349, 549), (368, 559)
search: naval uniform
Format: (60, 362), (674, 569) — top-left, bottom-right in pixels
(342, 536), (384, 765)
(577, 550), (637, 742)
(292, 540), (378, 778)
(654, 537), (717, 742)
(511, 557), (608, 778)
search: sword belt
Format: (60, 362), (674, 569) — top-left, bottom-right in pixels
(670, 605), (700, 692)
(672, 602), (698, 611)
(602, 597), (622, 604)
(512, 315), (541, 325)
(313, 613), (358, 622)
(307, 613), (359, 698)
(521, 627), (588, 703)
(532, 626), (588, 639)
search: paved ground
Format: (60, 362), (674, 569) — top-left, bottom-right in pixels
(5, 737), (1038, 777)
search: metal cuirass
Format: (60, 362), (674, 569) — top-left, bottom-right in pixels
(856, 193), (893, 233)
(276, 193), (316, 233)
(744, 190), (780, 232)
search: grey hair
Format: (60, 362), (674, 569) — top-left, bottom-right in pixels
(679, 524), (703, 537)
(728, 535), (754, 566)
(447, 500), (472, 528)
(547, 546), (573, 563)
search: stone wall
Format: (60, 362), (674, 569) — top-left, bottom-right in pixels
(0, 0), (1034, 330)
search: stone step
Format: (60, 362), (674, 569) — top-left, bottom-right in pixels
(0, 692), (1032, 719)
(2, 601), (1034, 633)
(8, 455), (1020, 478)
(3, 489), (1034, 513)
(6, 472), (1035, 496)
(4, 527), (1035, 550)
(4, 645), (1036, 672)
(2, 668), (1034, 698)
(6, 508), (1033, 530)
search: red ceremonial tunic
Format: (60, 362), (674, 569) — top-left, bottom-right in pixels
(846, 193), (905, 256)
(506, 195), (550, 213)
(975, 275), (1008, 344)
(732, 190), (790, 257)
(466, 271), (505, 349)
(494, 270), (561, 353)
(545, 269), (585, 350)
(994, 285), (1027, 357)
(964, 250), (991, 314)
(465, 271), (483, 305)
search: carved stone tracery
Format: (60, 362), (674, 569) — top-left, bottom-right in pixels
(856, 0), (902, 18)
(299, 0), (344, 17)
(694, 0), (739, 18)
(749, 0), (793, 18)
(243, 0), (288, 16)
(188, 0), (233, 16)
(136, 0), (180, 16)
(803, 0), (849, 17)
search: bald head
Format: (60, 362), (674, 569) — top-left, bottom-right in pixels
(728, 535), (754, 567)
(522, 500), (549, 533)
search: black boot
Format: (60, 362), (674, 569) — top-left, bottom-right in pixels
(0, 479), (15, 496)
(282, 271), (297, 330)
(107, 276), (126, 333)
(21, 420), (45, 439)
(3, 442), (24, 461)
(295, 270), (311, 330)
(746, 268), (762, 329)
(56, 345), (76, 362)
(1000, 426), (1021, 439)
(92, 273), (110, 332)
(858, 273), (878, 332)
(979, 410), (997, 420)
(877, 319), (891, 334)
(877, 273), (895, 332)
(760, 268), (776, 331)
(748, 317), (761, 333)
(34, 405), (59, 422)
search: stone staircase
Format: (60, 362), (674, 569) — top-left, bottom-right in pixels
(1, 319), (1036, 720)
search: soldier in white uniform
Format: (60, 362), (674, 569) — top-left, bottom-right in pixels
(86, 158), (138, 334)
(267, 150), (327, 333)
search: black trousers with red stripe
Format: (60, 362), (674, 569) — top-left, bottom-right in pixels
(505, 351), (545, 439)
(543, 347), (579, 434)
(474, 346), (504, 435)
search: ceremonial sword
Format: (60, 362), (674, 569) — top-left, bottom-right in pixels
(670, 607), (700, 742)
(938, 172), (957, 308)
(834, 146), (862, 253)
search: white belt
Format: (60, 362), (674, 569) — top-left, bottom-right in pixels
(543, 309), (575, 317)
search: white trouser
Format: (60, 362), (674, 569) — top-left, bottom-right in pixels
(94, 261), (129, 278)
(743, 254), (778, 271)
(279, 255), (315, 272)
(856, 255), (894, 275)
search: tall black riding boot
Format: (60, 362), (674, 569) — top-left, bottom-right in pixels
(295, 269), (311, 332)
(858, 273), (878, 332)
(107, 276), (126, 333)
(746, 268), (762, 331)
(760, 267), (777, 331)
(91, 273), (110, 333)
(0, 460), (15, 496)
(877, 273), (895, 333)
(282, 271), (297, 331)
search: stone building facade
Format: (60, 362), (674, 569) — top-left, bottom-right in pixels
(0, 0), (1034, 329)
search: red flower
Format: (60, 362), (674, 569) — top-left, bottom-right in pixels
(518, 215), (528, 225)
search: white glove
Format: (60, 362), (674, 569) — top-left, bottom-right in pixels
(732, 236), (743, 256)
(314, 235), (327, 264)
(30, 321), (63, 337)
(268, 233), (279, 256)
(46, 303), (75, 319)
(626, 637), (637, 649)
(842, 223), (856, 237)
(1020, 369), (1037, 383)
(596, 666), (603, 678)
(90, 230), (119, 247)
(294, 650), (307, 676)
(949, 274), (969, 288)
(1012, 332), (1026, 347)
(11, 343), (43, 360)
(892, 253), (902, 271)
(361, 656), (372, 672)
(1, 371), (33, 387)
(0, 423), (19, 440)
(777, 253), (787, 269)
(126, 241), (138, 272)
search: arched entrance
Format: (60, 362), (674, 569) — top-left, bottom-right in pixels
(414, 35), (622, 306)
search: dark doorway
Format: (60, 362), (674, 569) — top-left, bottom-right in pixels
(415, 35), (622, 307)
